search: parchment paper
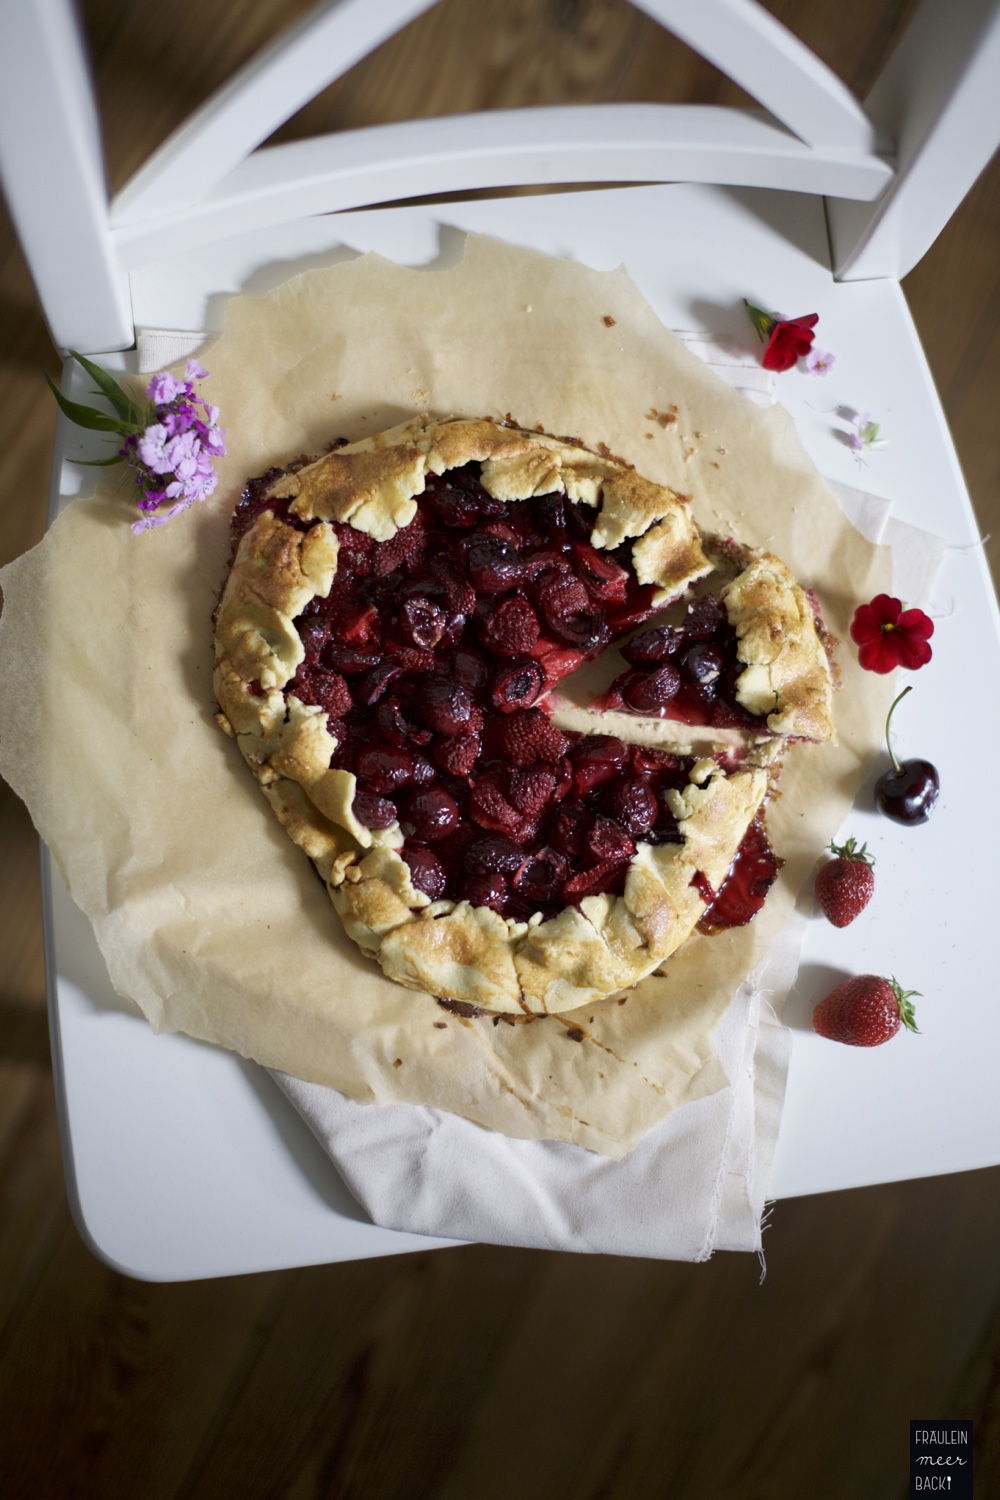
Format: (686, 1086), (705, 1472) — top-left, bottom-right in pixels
(0, 235), (894, 1157)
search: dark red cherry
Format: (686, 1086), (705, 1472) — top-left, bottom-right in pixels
(621, 625), (682, 665)
(465, 535), (522, 592)
(490, 658), (545, 712)
(681, 642), (725, 686)
(399, 595), (446, 650)
(875, 759), (940, 825)
(462, 871), (509, 914)
(875, 686), (939, 826)
(403, 845), (447, 900)
(404, 787), (461, 842)
(464, 836), (524, 877)
(356, 746), (414, 794)
(351, 793), (397, 830)
(622, 663), (682, 714)
(605, 778), (658, 836)
(420, 677), (473, 735)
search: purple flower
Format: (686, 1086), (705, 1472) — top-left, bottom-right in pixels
(805, 347), (835, 376)
(185, 359), (210, 381)
(146, 371), (184, 405)
(137, 422), (173, 474)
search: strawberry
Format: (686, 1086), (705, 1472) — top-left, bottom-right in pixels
(497, 708), (569, 767)
(815, 836), (875, 927)
(479, 596), (540, 657)
(812, 975), (919, 1047)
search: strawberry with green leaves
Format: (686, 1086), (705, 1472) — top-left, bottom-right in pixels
(813, 976), (919, 1047)
(815, 836), (875, 927)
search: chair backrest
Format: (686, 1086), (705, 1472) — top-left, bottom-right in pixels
(3, 0), (999, 354)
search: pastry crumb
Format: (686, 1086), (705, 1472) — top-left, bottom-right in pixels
(393, 1057), (403, 1068)
(602, 315), (617, 327)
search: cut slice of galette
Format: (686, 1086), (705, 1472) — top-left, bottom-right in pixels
(213, 415), (834, 1015)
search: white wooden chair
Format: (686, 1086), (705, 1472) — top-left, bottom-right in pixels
(2, 0), (1000, 1279)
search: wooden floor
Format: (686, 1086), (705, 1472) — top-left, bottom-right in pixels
(2, 2), (1000, 1495)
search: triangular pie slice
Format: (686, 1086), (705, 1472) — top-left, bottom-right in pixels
(213, 416), (835, 1015)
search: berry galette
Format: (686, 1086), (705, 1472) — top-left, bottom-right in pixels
(214, 416), (834, 1015)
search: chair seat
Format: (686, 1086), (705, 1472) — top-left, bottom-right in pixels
(47, 183), (1000, 1277)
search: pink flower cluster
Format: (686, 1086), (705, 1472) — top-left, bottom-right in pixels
(122, 361), (226, 534)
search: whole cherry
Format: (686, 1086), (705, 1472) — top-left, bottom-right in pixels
(875, 686), (939, 825)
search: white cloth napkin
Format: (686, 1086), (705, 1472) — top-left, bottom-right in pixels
(137, 326), (942, 1260)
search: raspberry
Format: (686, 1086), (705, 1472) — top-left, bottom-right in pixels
(290, 666), (353, 720)
(505, 766), (556, 817)
(393, 646), (437, 675)
(479, 597), (540, 656)
(433, 731), (481, 777)
(469, 777), (527, 839)
(497, 709), (570, 767)
(538, 573), (590, 621)
(373, 515), (427, 576)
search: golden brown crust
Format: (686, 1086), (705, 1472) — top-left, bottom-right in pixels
(214, 416), (827, 1014)
(723, 553), (835, 741)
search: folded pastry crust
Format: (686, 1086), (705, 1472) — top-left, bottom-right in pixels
(214, 416), (829, 1014)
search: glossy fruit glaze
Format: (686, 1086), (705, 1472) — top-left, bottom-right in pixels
(605, 597), (769, 731)
(696, 815), (781, 932)
(231, 461), (773, 928)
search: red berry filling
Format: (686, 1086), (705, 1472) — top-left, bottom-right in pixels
(233, 463), (773, 927)
(608, 595), (768, 730)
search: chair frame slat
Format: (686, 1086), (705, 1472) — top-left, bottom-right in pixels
(0, 0), (132, 351)
(111, 105), (894, 270)
(829, 0), (1000, 279)
(3, 0), (999, 350)
(112, 0), (438, 226)
(635, 0), (880, 151)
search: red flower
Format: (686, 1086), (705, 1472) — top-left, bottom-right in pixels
(744, 301), (819, 372)
(850, 594), (934, 673)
